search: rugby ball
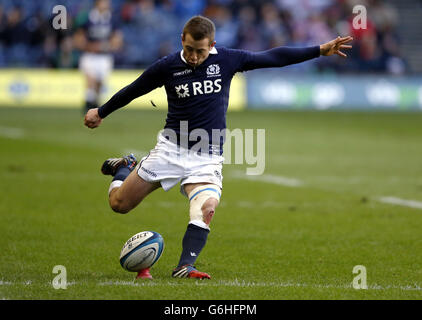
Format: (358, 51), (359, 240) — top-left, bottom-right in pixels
(119, 231), (164, 272)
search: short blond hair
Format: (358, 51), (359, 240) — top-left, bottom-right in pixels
(182, 15), (216, 44)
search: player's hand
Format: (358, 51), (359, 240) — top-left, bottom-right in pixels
(320, 36), (353, 58)
(84, 108), (103, 129)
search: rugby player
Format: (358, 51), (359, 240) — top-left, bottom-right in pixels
(84, 15), (352, 280)
(75, 0), (123, 113)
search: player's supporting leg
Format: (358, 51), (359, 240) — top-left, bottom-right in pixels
(102, 154), (160, 279)
(172, 183), (221, 279)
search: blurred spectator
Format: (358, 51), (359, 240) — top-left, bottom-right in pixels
(369, 0), (398, 33)
(172, 0), (206, 21)
(52, 35), (79, 68)
(2, 6), (27, 46)
(308, 12), (335, 44)
(236, 5), (265, 51)
(205, 5), (238, 47)
(259, 3), (287, 48)
(0, 0), (410, 74)
(0, 5), (6, 66)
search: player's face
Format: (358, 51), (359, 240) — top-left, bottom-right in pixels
(182, 33), (215, 68)
(96, 0), (110, 12)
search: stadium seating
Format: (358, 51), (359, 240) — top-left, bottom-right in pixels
(0, 0), (414, 73)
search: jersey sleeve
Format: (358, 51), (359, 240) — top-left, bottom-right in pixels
(98, 57), (167, 118)
(228, 46), (321, 73)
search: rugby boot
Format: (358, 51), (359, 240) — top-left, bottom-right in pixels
(172, 264), (211, 280)
(101, 153), (137, 176)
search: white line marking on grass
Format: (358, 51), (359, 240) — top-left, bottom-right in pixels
(99, 281), (151, 287)
(97, 280), (421, 291)
(0, 126), (24, 139)
(231, 170), (304, 187)
(379, 197), (422, 210)
(1, 279), (420, 291)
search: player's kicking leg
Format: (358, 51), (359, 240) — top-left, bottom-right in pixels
(172, 183), (221, 280)
(102, 154), (160, 279)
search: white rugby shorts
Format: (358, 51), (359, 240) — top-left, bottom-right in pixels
(136, 134), (224, 196)
(79, 53), (113, 81)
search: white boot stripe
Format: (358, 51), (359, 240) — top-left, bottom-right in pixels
(175, 269), (186, 277)
(174, 268), (188, 278)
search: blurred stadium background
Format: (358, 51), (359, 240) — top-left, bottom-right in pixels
(0, 0), (421, 110)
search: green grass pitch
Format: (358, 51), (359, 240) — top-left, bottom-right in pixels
(0, 107), (421, 300)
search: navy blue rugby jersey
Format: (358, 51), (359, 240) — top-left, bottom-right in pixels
(83, 8), (115, 46)
(98, 45), (320, 153)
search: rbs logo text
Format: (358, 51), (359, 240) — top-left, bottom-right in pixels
(175, 79), (222, 98)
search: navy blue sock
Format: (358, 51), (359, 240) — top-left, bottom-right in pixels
(112, 166), (131, 182)
(177, 224), (209, 267)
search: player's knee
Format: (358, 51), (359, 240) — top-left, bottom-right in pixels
(188, 185), (221, 227)
(109, 195), (131, 214)
(201, 198), (218, 225)
(110, 200), (129, 214)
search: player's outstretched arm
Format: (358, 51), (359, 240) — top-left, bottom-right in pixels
(319, 36), (353, 58)
(84, 108), (103, 129)
(235, 35), (353, 72)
